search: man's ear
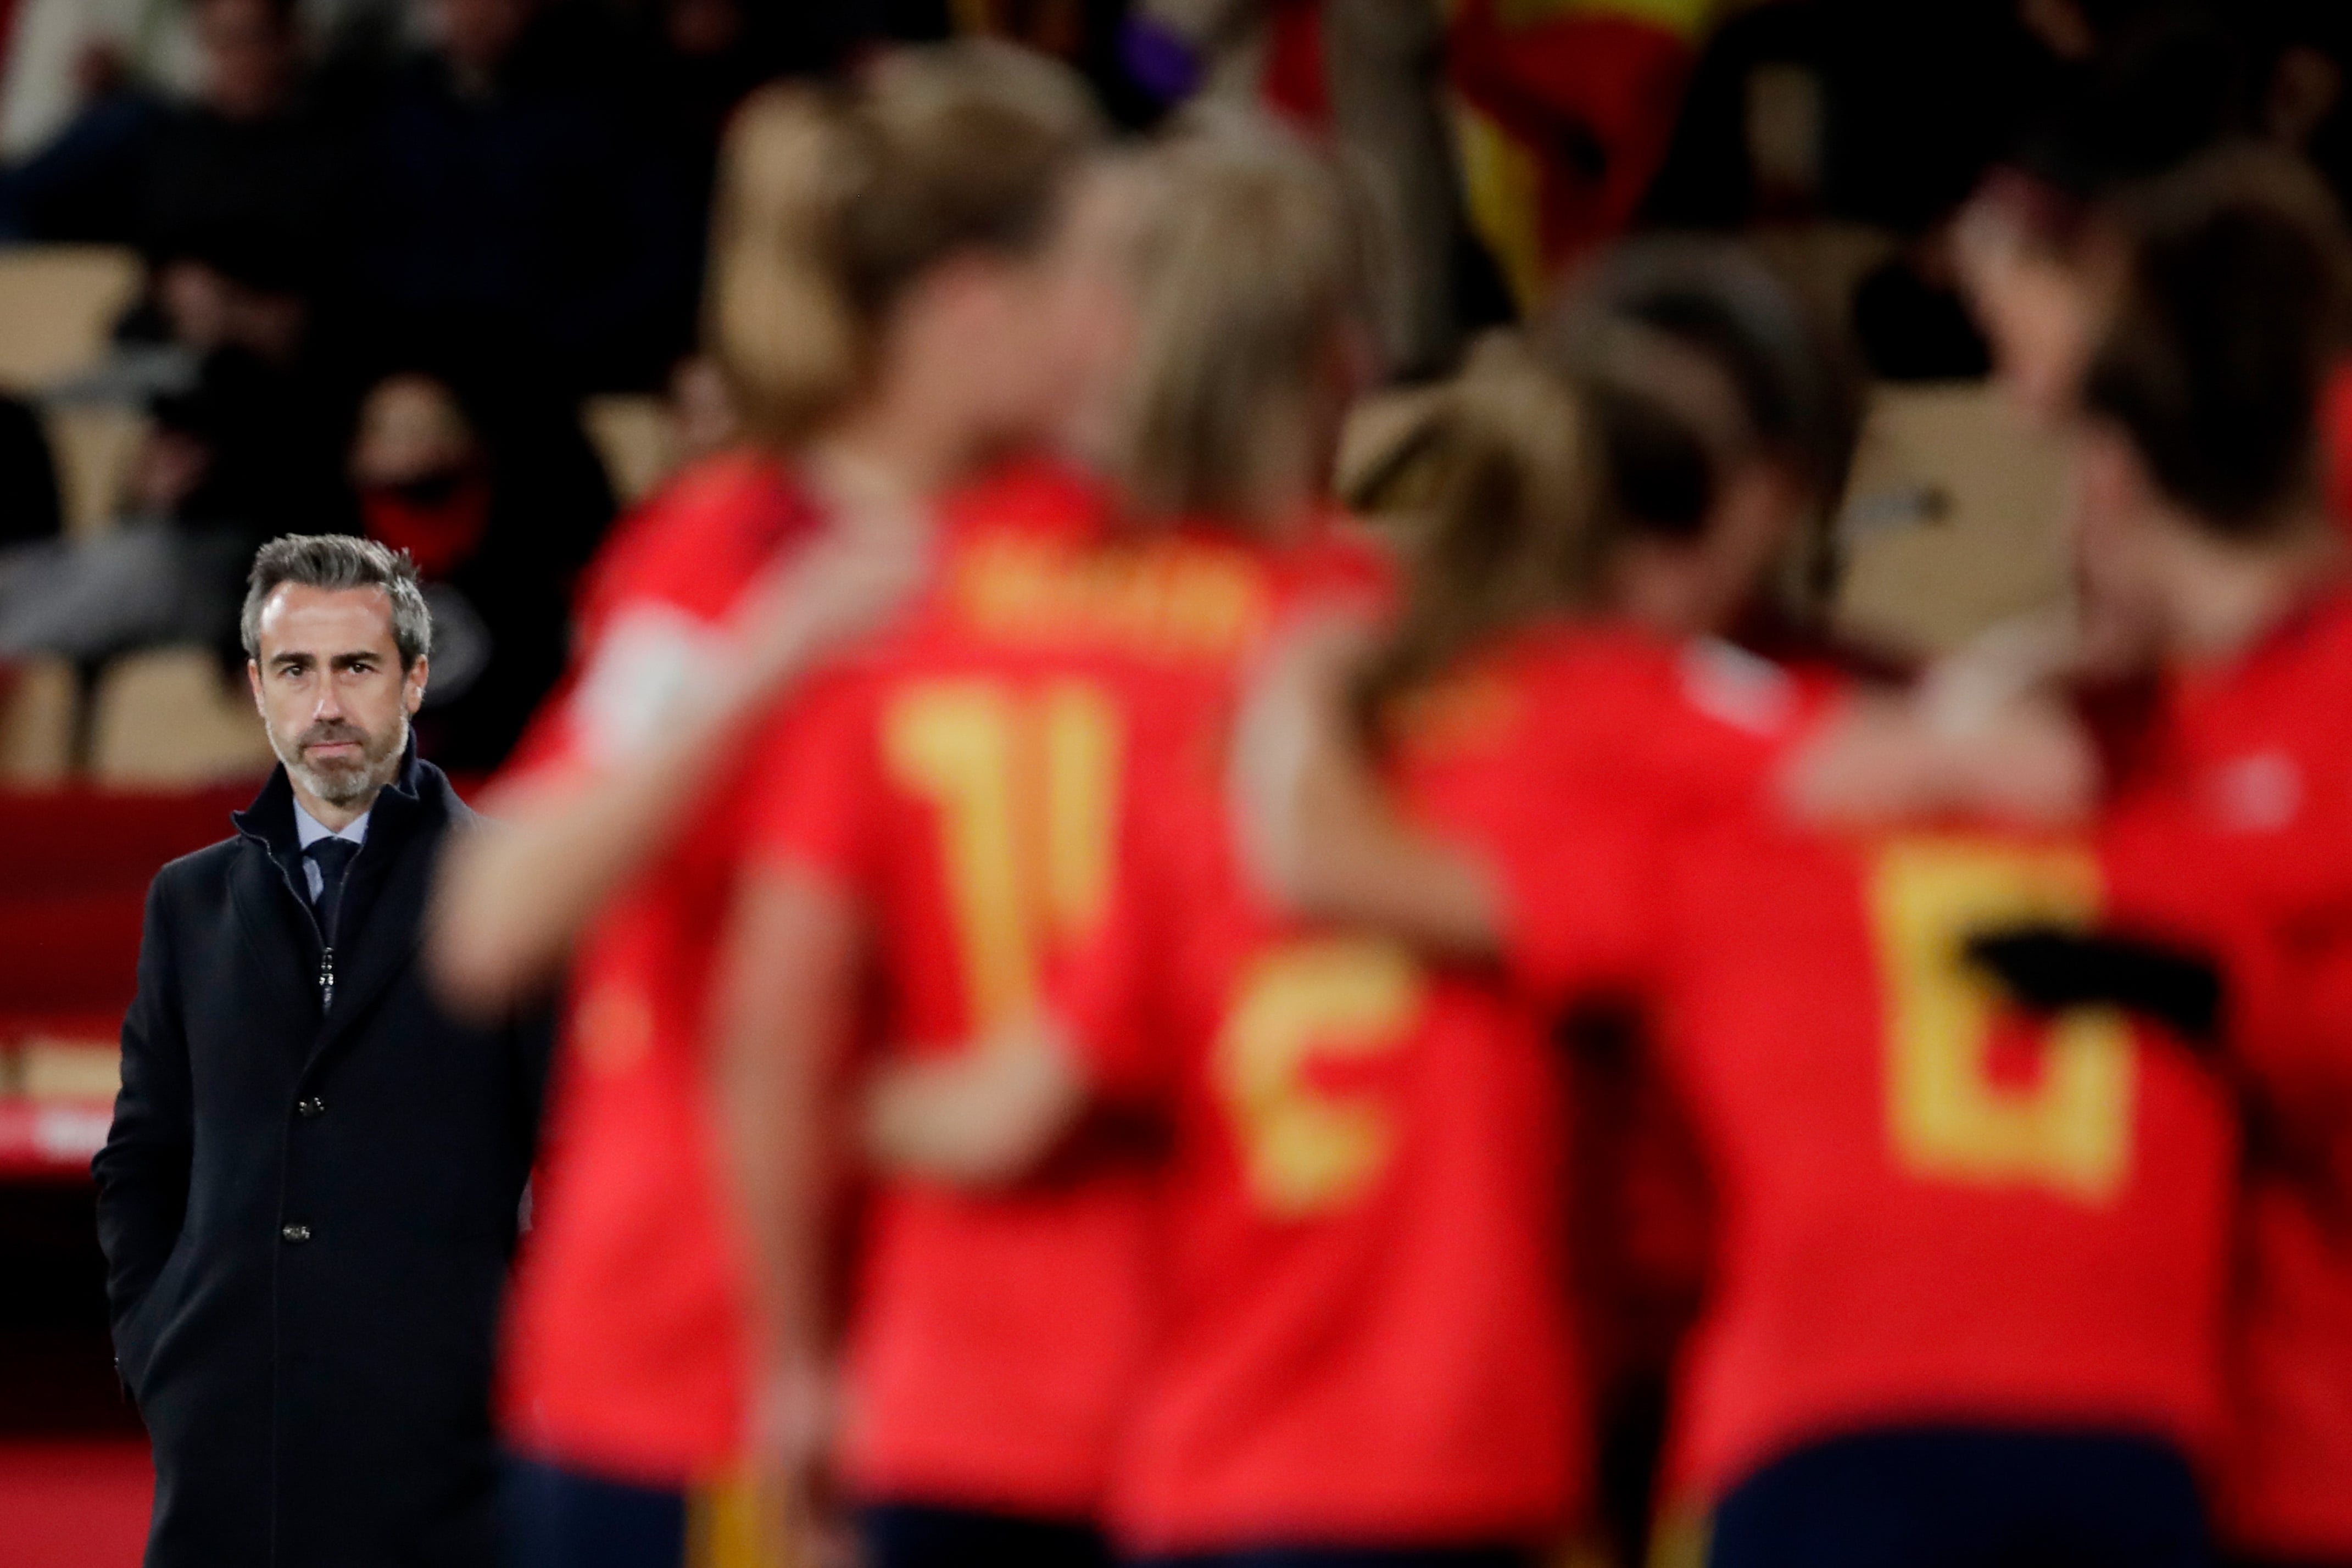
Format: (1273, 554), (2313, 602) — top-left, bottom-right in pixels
(405, 657), (429, 717)
(247, 658), (265, 716)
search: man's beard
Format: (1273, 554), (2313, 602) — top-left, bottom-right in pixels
(270, 712), (408, 809)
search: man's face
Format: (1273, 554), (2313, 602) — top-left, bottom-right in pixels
(247, 584), (427, 810)
(435, 0), (537, 76)
(196, 0), (296, 122)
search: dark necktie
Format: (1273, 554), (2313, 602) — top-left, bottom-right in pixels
(304, 837), (360, 946)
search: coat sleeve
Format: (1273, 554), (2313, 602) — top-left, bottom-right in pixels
(92, 873), (195, 1349)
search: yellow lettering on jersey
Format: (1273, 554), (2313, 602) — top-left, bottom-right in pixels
(951, 534), (1271, 660)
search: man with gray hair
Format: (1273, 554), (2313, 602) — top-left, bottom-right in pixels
(94, 534), (550, 1567)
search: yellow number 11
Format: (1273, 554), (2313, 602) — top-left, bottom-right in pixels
(883, 678), (1123, 1027)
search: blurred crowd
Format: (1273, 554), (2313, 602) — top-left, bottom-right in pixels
(2, 0), (2350, 771)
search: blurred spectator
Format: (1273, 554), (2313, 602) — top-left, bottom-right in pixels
(0, 0), (356, 330)
(616, 0), (800, 386)
(0, 0), (199, 160)
(1141, 0), (1512, 377)
(1643, 1), (2054, 235)
(352, 0), (689, 392)
(1324, 0), (1479, 380)
(142, 239), (359, 554)
(1635, 1), (2352, 383)
(0, 242), (352, 672)
(0, 394), (60, 548)
(348, 365), (612, 769)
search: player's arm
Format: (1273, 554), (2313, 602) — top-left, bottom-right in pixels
(710, 862), (862, 1519)
(1784, 611), (2103, 831)
(865, 752), (1183, 1190)
(1782, 687), (2100, 830)
(861, 1013), (1092, 1185)
(1230, 612), (1504, 957)
(428, 529), (924, 1020)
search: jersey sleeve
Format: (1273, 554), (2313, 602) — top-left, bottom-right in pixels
(740, 668), (888, 894)
(1409, 706), (1669, 1017)
(1483, 788), (1666, 1015)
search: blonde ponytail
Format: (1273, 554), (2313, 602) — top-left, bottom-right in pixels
(1119, 116), (1379, 528)
(1356, 343), (1602, 724)
(706, 84), (866, 447)
(704, 41), (1103, 449)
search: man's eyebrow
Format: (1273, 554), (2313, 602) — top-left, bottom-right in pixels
(272, 649), (387, 667)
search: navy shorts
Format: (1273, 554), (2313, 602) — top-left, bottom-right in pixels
(861, 1500), (1114, 1568)
(504, 1455), (687, 1568)
(1133, 1548), (1530, 1568)
(1708, 1426), (2212, 1568)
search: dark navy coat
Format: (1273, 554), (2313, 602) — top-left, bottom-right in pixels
(94, 745), (549, 1567)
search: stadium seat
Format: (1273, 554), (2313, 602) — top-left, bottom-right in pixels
(0, 247), (142, 395)
(0, 659), (74, 785)
(582, 393), (678, 506)
(1833, 381), (2072, 654)
(41, 402), (146, 537)
(18, 1041), (118, 1098)
(86, 647), (274, 788)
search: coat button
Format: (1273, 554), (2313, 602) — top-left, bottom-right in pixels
(295, 1097), (327, 1118)
(281, 1224), (312, 1244)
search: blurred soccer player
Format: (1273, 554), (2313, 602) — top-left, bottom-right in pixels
(829, 166), (1635, 1568)
(1226, 240), (2238, 1568)
(422, 42), (1113, 1568)
(2053, 149), (2352, 1568)
(712, 122), (1394, 1568)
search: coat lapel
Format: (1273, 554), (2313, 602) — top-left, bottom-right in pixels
(225, 846), (322, 1036)
(299, 750), (467, 1073)
(302, 840), (431, 1067)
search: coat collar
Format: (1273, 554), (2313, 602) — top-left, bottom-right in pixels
(226, 735), (470, 1068)
(231, 732), (451, 858)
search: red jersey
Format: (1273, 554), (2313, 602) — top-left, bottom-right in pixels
(2323, 360), (2352, 534)
(749, 503), (1388, 1519)
(2101, 586), (2352, 1556)
(1439, 622), (2236, 1503)
(1055, 645), (1600, 1555)
(495, 453), (826, 1484)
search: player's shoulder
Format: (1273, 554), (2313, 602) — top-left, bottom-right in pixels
(940, 454), (1110, 544)
(579, 449), (813, 629)
(1464, 618), (1695, 731)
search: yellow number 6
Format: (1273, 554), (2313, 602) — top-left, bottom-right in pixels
(1214, 938), (1425, 1217)
(1870, 839), (2136, 1206)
